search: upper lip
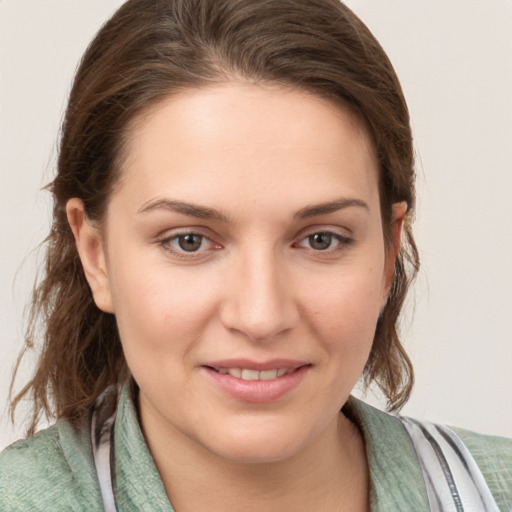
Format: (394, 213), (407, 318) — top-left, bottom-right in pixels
(202, 359), (309, 371)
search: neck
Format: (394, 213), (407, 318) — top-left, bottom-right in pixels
(140, 402), (369, 512)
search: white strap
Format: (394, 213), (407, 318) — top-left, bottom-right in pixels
(401, 417), (500, 512)
(91, 387), (118, 512)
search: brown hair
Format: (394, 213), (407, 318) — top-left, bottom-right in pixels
(11, 0), (419, 434)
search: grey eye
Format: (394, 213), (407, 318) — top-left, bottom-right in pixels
(177, 234), (204, 252)
(307, 233), (333, 250)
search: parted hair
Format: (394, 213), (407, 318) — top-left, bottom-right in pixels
(11, 0), (419, 434)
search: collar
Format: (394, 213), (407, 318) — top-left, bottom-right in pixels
(111, 383), (429, 511)
(112, 382), (175, 510)
(344, 397), (430, 511)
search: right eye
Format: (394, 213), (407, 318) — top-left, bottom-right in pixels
(159, 232), (219, 257)
(173, 233), (207, 252)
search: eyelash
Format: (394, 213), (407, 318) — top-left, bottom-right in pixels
(294, 231), (354, 253)
(158, 230), (220, 258)
(157, 229), (354, 258)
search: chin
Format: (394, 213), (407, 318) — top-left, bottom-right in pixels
(213, 440), (302, 465)
(199, 418), (317, 465)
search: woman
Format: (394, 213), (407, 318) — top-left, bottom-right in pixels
(1, 0), (511, 510)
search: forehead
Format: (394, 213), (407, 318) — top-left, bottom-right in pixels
(115, 82), (380, 218)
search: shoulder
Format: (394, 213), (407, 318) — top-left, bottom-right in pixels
(346, 397), (512, 510)
(452, 426), (512, 512)
(0, 418), (102, 511)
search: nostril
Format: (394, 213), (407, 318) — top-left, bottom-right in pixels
(218, 272), (299, 342)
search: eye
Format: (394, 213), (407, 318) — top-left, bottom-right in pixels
(296, 231), (352, 252)
(305, 233), (335, 251)
(159, 232), (219, 256)
(175, 233), (205, 252)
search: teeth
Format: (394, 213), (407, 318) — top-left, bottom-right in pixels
(214, 367), (293, 380)
(259, 370), (278, 381)
(241, 369), (259, 380)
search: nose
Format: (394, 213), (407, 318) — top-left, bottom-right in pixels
(220, 248), (299, 342)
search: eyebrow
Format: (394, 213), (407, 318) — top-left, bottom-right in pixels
(294, 197), (369, 219)
(137, 196), (369, 222)
(137, 199), (230, 222)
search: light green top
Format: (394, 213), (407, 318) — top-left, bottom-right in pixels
(1, 384), (511, 511)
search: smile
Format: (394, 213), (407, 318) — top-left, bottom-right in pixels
(202, 362), (310, 403)
(212, 368), (293, 380)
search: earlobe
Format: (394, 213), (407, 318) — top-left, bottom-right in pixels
(382, 201), (408, 302)
(66, 198), (114, 313)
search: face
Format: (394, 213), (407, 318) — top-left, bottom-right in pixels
(71, 83), (403, 465)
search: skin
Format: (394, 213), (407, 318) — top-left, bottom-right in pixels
(68, 83), (406, 511)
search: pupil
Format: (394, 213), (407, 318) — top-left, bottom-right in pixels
(310, 233), (331, 250)
(179, 234), (202, 251)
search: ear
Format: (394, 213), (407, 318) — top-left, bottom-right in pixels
(66, 198), (114, 313)
(382, 201), (408, 303)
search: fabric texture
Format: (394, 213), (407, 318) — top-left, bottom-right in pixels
(1, 384), (511, 511)
(401, 418), (500, 511)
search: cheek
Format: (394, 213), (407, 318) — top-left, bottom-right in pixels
(302, 262), (385, 379)
(308, 267), (384, 334)
(106, 253), (219, 365)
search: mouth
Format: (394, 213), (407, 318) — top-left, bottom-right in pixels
(201, 361), (310, 403)
(206, 367), (296, 381)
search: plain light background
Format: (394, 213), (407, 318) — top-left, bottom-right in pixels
(1, 0), (511, 450)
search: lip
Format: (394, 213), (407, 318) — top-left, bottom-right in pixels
(203, 358), (307, 371)
(201, 359), (311, 403)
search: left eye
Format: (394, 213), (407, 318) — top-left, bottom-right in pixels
(297, 232), (344, 251)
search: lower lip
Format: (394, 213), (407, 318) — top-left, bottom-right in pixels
(202, 366), (310, 403)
